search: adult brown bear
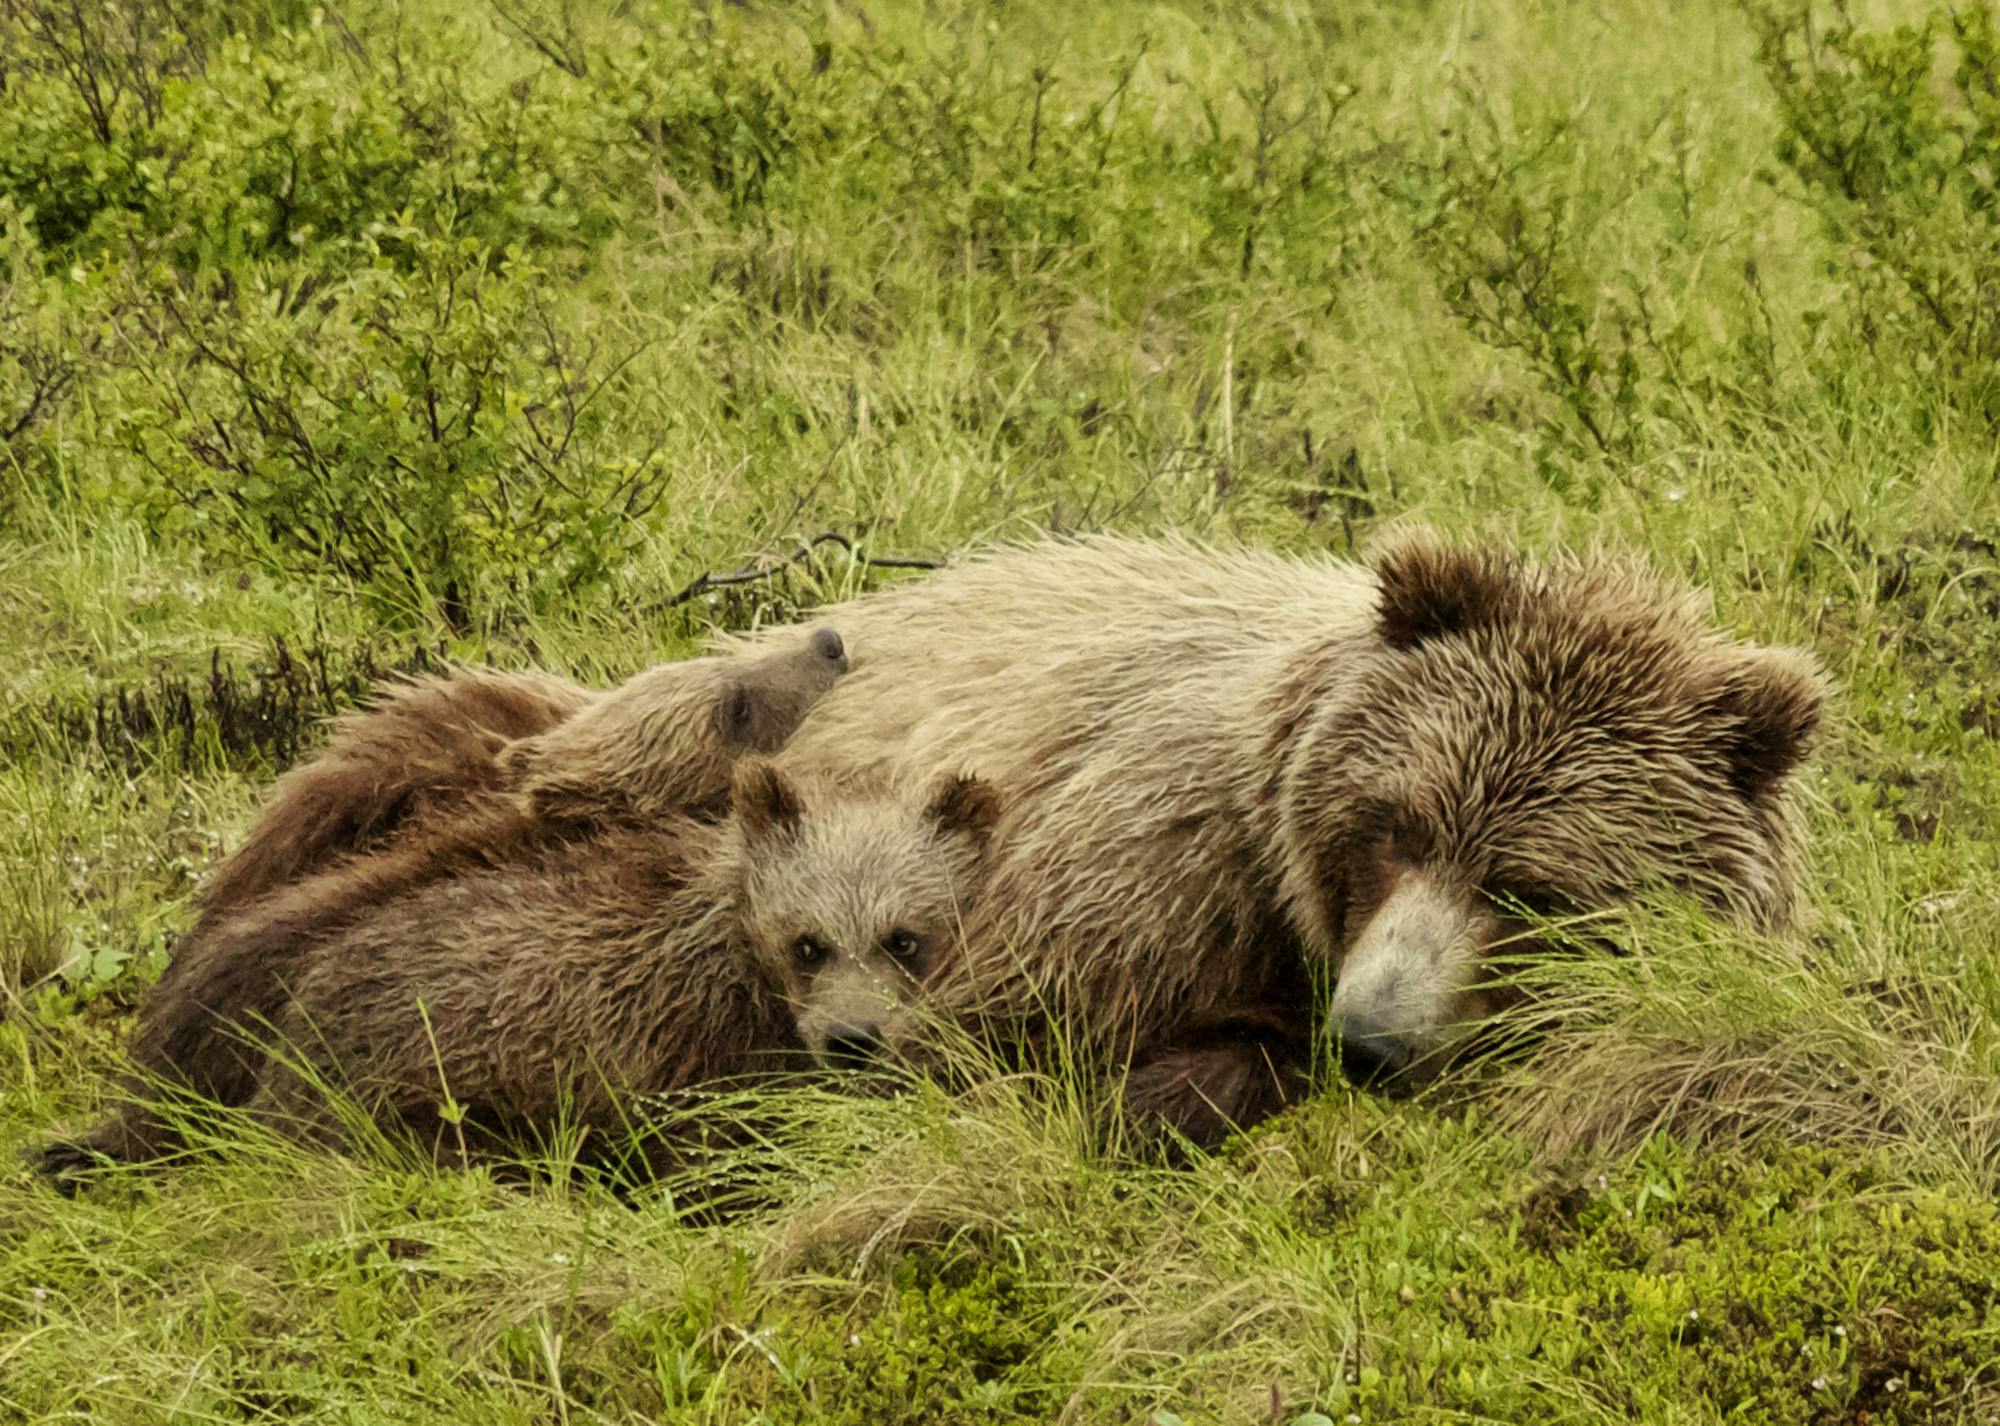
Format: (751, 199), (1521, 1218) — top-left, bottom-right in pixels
(56, 530), (1824, 1163)
(710, 530), (1827, 1142)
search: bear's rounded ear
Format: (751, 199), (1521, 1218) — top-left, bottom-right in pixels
(712, 680), (758, 751)
(1700, 646), (1828, 800)
(732, 760), (804, 838)
(925, 773), (1002, 849)
(1372, 531), (1517, 651)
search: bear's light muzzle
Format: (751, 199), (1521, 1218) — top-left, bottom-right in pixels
(796, 962), (911, 1068)
(1330, 871), (1487, 1085)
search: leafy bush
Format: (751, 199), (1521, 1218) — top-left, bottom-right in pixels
(0, 199), (108, 478)
(1389, 85), (1741, 468)
(110, 230), (670, 629)
(1755, 1), (2000, 425)
(0, 2), (619, 268)
(594, 15), (1362, 297)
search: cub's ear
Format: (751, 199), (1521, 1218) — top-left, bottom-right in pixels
(732, 760), (805, 839)
(925, 773), (1002, 849)
(1371, 531), (1517, 651)
(1700, 646), (1829, 800)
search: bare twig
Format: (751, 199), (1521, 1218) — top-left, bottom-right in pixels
(650, 532), (942, 611)
(482, 0), (588, 77)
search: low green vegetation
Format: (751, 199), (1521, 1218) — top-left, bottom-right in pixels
(2, 0), (1997, 1419)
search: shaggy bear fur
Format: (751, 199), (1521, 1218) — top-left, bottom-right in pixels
(192, 627), (849, 924)
(192, 667), (593, 926)
(40, 631), (850, 1177)
(707, 530), (1828, 1145)
(49, 530), (1825, 1165)
(242, 763), (997, 1167)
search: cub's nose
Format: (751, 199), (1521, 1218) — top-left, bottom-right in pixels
(808, 626), (848, 672)
(1332, 1013), (1416, 1087)
(821, 1024), (882, 1065)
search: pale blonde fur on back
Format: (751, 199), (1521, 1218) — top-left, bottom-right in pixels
(714, 531), (1828, 1097)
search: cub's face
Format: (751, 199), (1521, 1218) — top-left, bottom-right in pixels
(1282, 536), (1828, 1086)
(715, 625), (851, 755)
(730, 765), (999, 1065)
(503, 625), (848, 827)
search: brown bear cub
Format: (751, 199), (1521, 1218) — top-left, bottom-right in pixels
(734, 766), (1002, 1065)
(192, 626), (851, 923)
(40, 630), (855, 1178)
(242, 762), (999, 1168)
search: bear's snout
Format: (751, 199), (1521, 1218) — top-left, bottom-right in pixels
(1331, 1011), (1416, 1085)
(1330, 870), (1490, 1084)
(807, 626), (848, 671)
(820, 1023), (883, 1065)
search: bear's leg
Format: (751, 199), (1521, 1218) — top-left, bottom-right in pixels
(32, 1100), (177, 1190)
(1119, 1006), (1316, 1157)
(116, 796), (552, 1162)
(33, 1005), (298, 1188)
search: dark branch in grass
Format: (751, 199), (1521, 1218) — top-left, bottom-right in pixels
(482, 0), (588, 78)
(652, 532), (943, 611)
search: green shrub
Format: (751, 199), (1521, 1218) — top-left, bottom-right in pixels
(0, 3), (620, 268)
(599, 10), (1362, 304)
(1755, 1), (2000, 426)
(1392, 89), (1719, 466)
(0, 199), (101, 482)
(111, 231), (670, 629)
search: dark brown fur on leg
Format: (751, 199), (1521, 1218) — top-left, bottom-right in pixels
(35, 798), (569, 1185)
(35, 1112), (167, 1191)
(1120, 1006), (1316, 1158)
(148, 803), (557, 1093)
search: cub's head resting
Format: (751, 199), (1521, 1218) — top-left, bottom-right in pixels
(503, 626), (849, 825)
(1277, 531), (1830, 1086)
(730, 761), (1001, 1067)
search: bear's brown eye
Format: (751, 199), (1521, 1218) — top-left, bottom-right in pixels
(792, 936), (828, 966)
(882, 929), (922, 962)
(1489, 885), (1565, 920)
(1386, 811), (1435, 861)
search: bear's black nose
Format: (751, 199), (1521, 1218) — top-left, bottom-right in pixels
(808, 627), (848, 670)
(1333, 1014), (1414, 1087)
(822, 1025), (881, 1065)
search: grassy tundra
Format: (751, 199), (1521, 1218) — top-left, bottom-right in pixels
(3, 0), (1999, 1420)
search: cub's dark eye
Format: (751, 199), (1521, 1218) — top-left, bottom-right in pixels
(792, 936), (829, 967)
(882, 929), (922, 962)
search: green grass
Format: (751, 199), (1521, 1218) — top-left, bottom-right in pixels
(3, 0), (1999, 1419)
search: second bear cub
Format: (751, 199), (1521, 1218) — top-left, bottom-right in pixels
(734, 764), (1001, 1064)
(247, 761), (1001, 1163)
